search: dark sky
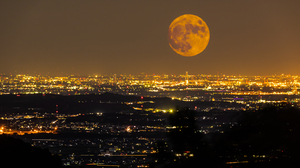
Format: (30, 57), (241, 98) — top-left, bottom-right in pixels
(1, 0), (300, 76)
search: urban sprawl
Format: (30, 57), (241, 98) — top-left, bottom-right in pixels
(0, 72), (299, 167)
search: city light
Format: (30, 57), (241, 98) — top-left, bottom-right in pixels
(0, 73), (299, 97)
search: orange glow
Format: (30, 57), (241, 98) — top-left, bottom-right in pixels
(168, 14), (210, 57)
(0, 127), (57, 135)
(126, 126), (132, 133)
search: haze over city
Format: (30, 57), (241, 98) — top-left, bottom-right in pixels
(2, 1), (300, 168)
(1, 0), (300, 76)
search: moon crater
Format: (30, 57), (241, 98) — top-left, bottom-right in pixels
(168, 14), (210, 57)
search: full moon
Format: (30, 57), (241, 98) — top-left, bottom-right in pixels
(168, 14), (210, 57)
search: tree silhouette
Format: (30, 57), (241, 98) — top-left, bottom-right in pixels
(151, 104), (300, 168)
(0, 135), (63, 168)
(151, 107), (217, 168)
(211, 104), (300, 167)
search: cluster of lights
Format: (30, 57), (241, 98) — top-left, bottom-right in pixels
(1, 74), (299, 96)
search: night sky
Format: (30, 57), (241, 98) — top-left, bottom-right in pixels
(1, 0), (300, 76)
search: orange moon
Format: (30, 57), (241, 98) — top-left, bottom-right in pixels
(168, 14), (210, 57)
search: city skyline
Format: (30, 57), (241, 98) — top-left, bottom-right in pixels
(1, 0), (300, 76)
(1, 73), (300, 97)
